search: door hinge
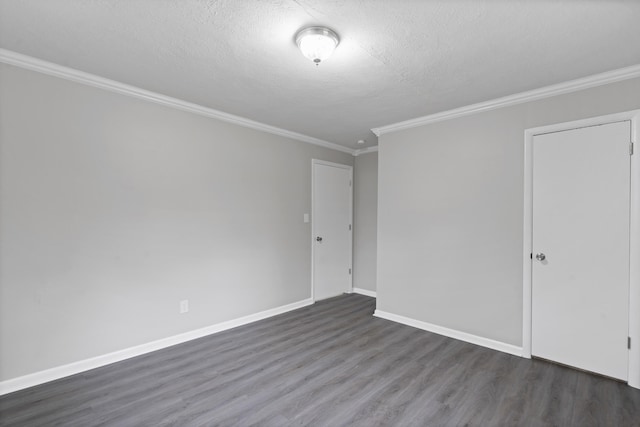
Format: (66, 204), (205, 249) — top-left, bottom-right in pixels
(629, 337), (632, 349)
(530, 253), (533, 260)
(349, 268), (352, 275)
(349, 224), (352, 231)
(631, 142), (635, 156)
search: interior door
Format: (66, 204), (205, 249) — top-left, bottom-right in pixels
(531, 121), (631, 380)
(312, 161), (352, 301)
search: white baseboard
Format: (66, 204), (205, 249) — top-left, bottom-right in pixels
(374, 310), (522, 357)
(353, 288), (377, 298)
(0, 298), (314, 396)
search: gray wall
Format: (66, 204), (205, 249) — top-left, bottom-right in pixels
(353, 152), (378, 293)
(0, 63), (353, 381)
(377, 76), (640, 346)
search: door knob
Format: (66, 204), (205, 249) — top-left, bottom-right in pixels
(316, 236), (323, 242)
(535, 253), (546, 261)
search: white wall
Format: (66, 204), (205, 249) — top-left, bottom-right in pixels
(0, 63), (353, 381)
(353, 152), (378, 293)
(377, 76), (640, 346)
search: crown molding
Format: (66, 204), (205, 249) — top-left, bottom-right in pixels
(0, 49), (356, 155)
(371, 63), (640, 137)
(354, 146), (379, 156)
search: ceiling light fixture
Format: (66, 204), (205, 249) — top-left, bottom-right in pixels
(295, 26), (339, 65)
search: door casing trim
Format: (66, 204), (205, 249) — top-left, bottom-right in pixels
(522, 109), (640, 389)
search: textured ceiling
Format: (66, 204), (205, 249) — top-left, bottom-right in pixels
(1, 0), (639, 149)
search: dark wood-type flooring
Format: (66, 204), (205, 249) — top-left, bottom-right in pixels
(1, 294), (640, 426)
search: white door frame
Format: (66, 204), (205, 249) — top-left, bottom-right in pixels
(522, 109), (640, 389)
(311, 159), (353, 302)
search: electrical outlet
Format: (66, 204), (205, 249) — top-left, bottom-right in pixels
(180, 299), (189, 314)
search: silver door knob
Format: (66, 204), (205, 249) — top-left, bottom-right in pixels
(535, 253), (546, 261)
(316, 236), (323, 242)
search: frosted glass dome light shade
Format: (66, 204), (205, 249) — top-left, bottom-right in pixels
(295, 27), (340, 65)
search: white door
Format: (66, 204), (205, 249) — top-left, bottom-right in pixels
(531, 121), (631, 380)
(312, 160), (352, 301)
